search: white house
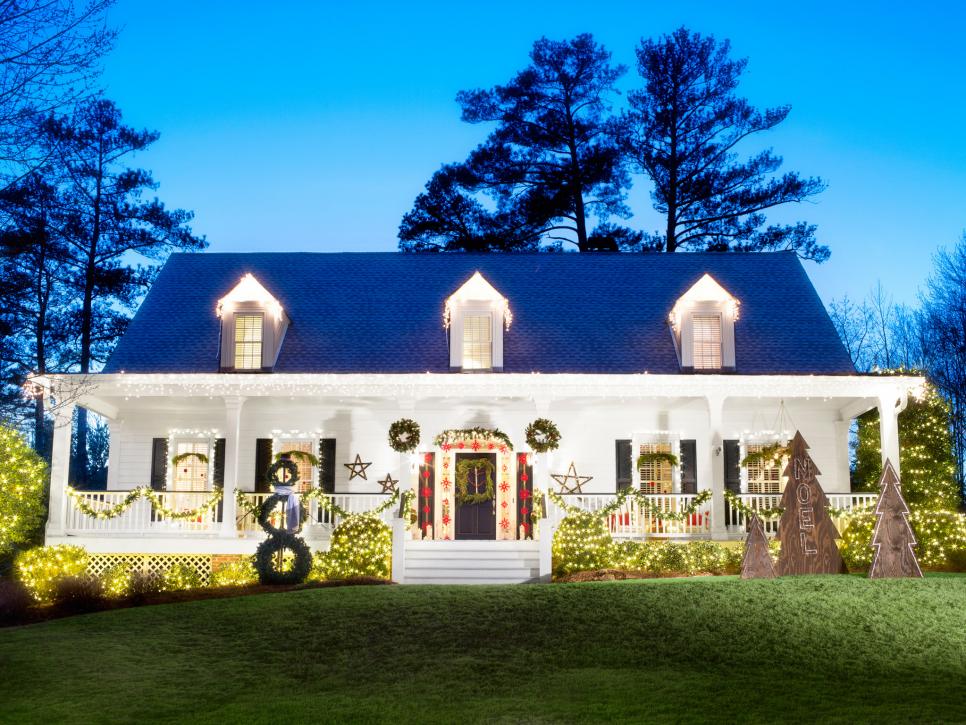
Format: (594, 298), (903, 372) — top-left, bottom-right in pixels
(40, 252), (922, 583)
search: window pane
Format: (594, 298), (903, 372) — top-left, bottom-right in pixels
(462, 314), (492, 370)
(639, 442), (673, 494)
(692, 315), (722, 369)
(234, 314), (263, 369)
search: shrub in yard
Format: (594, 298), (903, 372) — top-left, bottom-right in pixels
(99, 564), (134, 598)
(14, 544), (89, 602)
(0, 578), (33, 620)
(324, 514), (392, 580)
(210, 558), (257, 587)
(0, 426), (49, 565)
(127, 570), (163, 600)
(684, 540), (734, 575)
(52, 576), (105, 613)
(308, 552), (329, 582)
(552, 511), (613, 576)
(161, 563), (203, 591)
(840, 509), (966, 572)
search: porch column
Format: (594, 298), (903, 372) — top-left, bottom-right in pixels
(877, 392), (905, 476)
(705, 395), (727, 539)
(46, 401), (76, 537)
(221, 396), (247, 538)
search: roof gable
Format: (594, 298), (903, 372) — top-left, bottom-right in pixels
(103, 252), (855, 376)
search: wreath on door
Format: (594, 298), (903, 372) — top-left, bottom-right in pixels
(455, 458), (496, 506)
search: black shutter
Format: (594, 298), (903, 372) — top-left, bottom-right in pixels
(255, 438), (273, 492)
(150, 438), (168, 491)
(615, 440), (632, 492)
(212, 439), (226, 488)
(680, 439), (697, 494)
(319, 438), (336, 493)
(724, 440), (742, 493)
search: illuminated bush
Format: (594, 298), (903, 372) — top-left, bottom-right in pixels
(308, 552), (329, 582)
(161, 563), (203, 591)
(0, 426), (48, 563)
(14, 544), (89, 602)
(571, 539), (746, 577)
(210, 558), (257, 587)
(552, 511), (613, 576)
(840, 510), (966, 571)
(324, 513), (392, 580)
(100, 564), (134, 598)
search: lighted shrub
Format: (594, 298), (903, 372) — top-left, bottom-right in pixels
(0, 426), (48, 563)
(308, 552), (329, 582)
(161, 563), (203, 591)
(840, 510), (966, 572)
(563, 539), (745, 578)
(100, 564), (134, 598)
(552, 511), (613, 576)
(14, 544), (89, 602)
(210, 558), (257, 587)
(324, 513), (392, 580)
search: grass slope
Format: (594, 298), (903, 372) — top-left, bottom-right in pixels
(1, 575), (964, 724)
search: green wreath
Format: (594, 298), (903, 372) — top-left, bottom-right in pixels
(388, 418), (421, 453)
(525, 418), (561, 453)
(265, 459), (300, 488)
(255, 532), (312, 585)
(455, 458), (496, 506)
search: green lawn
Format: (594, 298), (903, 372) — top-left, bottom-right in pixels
(1, 575), (965, 724)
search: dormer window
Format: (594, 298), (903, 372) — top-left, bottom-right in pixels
(444, 272), (511, 373)
(669, 273), (738, 373)
(216, 274), (289, 372)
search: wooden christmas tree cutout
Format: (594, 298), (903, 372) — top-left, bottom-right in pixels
(869, 460), (923, 579)
(777, 431), (847, 576)
(741, 514), (777, 579)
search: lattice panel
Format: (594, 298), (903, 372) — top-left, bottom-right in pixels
(86, 553), (213, 586)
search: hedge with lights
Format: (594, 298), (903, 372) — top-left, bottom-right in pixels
(552, 510), (614, 576)
(161, 563), (203, 591)
(211, 558), (258, 587)
(0, 426), (49, 562)
(839, 509), (966, 571)
(14, 544), (89, 602)
(320, 513), (392, 580)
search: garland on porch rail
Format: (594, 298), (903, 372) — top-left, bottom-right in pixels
(722, 490), (784, 520)
(548, 488), (712, 522)
(66, 486), (223, 521)
(433, 427), (513, 451)
(303, 486), (401, 518)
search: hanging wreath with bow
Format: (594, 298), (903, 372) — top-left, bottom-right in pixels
(388, 418), (421, 453)
(525, 418), (561, 453)
(455, 458), (496, 506)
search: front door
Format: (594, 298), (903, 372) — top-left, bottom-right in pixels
(454, 452), (497, 540)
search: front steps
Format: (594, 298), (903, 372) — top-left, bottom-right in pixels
(402, 539), (541, 584)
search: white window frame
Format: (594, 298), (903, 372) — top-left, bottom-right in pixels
(450, 302), (503, 372)
(233, 312), (264, 370)
(633, 434), (680, 494)
(167, 438), (214, 492)
(691, 312), (723, 370)
(740, 439), (788, 495)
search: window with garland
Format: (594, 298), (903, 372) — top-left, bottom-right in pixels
(745, 443), (786, 494)
(172, 441), (209, 491)
(278, 439), (316, 492)
(639, 442), (674, 494)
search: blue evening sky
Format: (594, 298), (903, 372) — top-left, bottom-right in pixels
(100, 1), (966, 306)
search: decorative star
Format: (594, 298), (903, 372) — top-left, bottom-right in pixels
(551, 462), (593, 494)
(343, 454), (372, 480)
(377, 473), (398, 494)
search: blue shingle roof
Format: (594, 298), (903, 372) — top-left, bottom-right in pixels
(103, 251), (855, 375)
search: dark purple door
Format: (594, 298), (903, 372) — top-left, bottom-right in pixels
(454, 452), (497, 540)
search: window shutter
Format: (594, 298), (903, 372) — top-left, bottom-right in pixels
(255, 438), (273, 492)
(680, 440), (697, 494)
(319, 438), (336, 493)
(150, 438), (168, 491)
(212, 439), (226, 488)
(615, 440), (632, 492)
(724, 440), (741, 493)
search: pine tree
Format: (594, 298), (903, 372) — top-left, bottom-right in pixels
(869, 461), (923, 578)
(741, 513), (776, 579)
(778, 432), (847, 575)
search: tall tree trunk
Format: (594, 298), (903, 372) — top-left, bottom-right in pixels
(565, 110), (589, 252)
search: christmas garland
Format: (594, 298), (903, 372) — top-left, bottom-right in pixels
(636, 451), (680, 469)
(549, 488), (712, 522)
(66, 486), (222, 521)
(740, 443), (789, 468)
(274, 449), (320, 467)
(525, 418), (561, 453)
(455, 458), (496, 506)
(304, 486), (401, 519)
(723, 490), (784, 520)
(171, 451), (209, 467)
(388, 419), (421, 453)
(433, 427), (513, 451)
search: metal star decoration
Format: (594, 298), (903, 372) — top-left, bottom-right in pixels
(377, 473), (398, 494)
(343, 454), (372, 481)
(551, 462), (593, 494)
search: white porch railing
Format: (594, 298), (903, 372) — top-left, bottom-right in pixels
(724, 492), (878, 535)
(548, 493), (713, 539)
(64, 490), (220, 535)
(65, 490), (393, 537)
